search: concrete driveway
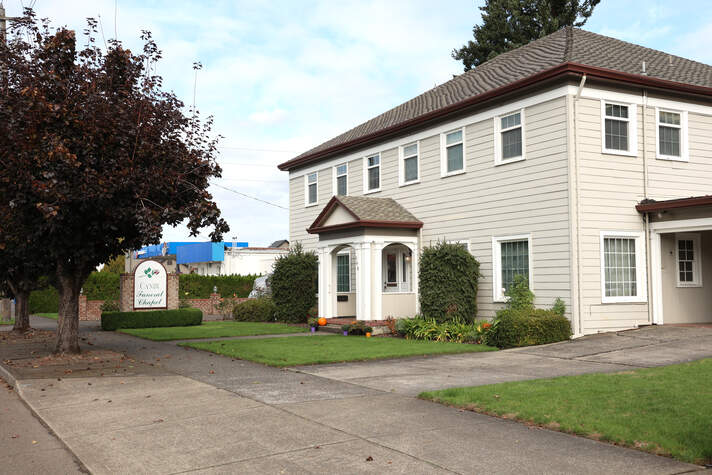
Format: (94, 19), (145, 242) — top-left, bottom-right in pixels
(293, 325), (712, 395)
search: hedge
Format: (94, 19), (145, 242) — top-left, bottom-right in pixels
(485, 308), (572, 349)
(270, 243), (318, 323)
(84, 272), (120, 300)
(232, 297), (277, 322)
(418, 241), (481, 323)
(101, 308), (203, 331)
(179, 274), (257, 299)
(29, 286), (59, 313)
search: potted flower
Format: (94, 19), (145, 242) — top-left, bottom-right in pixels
(341, 324), (350, 336)
(308, 317), (319, 333)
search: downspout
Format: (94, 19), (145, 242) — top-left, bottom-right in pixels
(642, 89), (654, 324)
(573, 74), (586, 336)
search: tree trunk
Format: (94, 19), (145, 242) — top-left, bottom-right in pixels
(12, 290), (30, 333)
(55, 273), (82, 354)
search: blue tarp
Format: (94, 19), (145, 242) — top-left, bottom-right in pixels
(177, 242), (224, 265)
(136, 241), (248, 261)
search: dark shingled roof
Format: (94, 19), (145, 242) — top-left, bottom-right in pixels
(280, 27), (712, 171)
(335, 195), (419, 223)
(308, 195), (422, 233)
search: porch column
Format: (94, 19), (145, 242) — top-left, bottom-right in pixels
(356, 242), (372, 321)
(318, 247), (334, 319)
(407, 242), (420, 314)
(372, 242), (384, 320)
(650, 232), (663, 325)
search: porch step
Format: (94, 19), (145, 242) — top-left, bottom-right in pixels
(316, 324), (391, 336)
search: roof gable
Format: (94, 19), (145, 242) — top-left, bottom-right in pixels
(280, 28), (712, 171)
(307, 195), (422, 234)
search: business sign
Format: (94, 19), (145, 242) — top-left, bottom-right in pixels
(133, 260), (167, 309)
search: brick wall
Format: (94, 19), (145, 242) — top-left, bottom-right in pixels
(86, 292), (252, 320)
(78, 296), (105, 321)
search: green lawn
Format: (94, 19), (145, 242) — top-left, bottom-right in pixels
(118, 321), (307, 341)
(182, 335), (497, 366)
(34, 313), (58, 320)
(0, 319), (13, 325)
(420, 359), (712, 465)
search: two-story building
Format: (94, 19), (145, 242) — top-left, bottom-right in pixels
(278, 27), (712, 336)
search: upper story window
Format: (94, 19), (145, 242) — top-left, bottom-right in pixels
(364, 154), (380, 193)
(399, 142), (419, 186)
(305, 172), (318, 206)
(601, 101), (637, 156)
(495, 110), (525, 165)
(600, 231), (646, 303)
(656, 108), (688, 162)
(334, 163), (348, 196)
(441, 128), (465, 176)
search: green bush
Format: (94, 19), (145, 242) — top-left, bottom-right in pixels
(418, 242), (481, 323)
(484, 308), (571, 349)
(341, 321), (373, 335)
(504, 274), (534, 311)
(397, 316), (491, 344)
(179, 274), (257, 299)
(100, 300), (119, 312)
(232, 298), (277, 322)
(101, 308), (202, 331)
(83, 272), (120, 300)
(270, 243), (318, 323)
(29, 286), (59, 313)
(552, 297), (566, 317)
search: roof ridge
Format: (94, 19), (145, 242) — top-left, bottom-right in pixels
(563, 25), (573, 62)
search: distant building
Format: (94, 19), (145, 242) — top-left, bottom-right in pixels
(126, 240), (289, 276)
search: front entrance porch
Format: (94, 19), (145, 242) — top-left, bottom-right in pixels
(639, 196), (712, 325)
(307, 195), (423, 321)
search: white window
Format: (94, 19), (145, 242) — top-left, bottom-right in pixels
(333, 163), (348, 196)
(601, 101), (637, 156)
(492, 234), (532, 302)
(336, 252), (350, 292)
(676, 233), (702, 287)
(363, 154), (381, 193)
(399, 142), (419, 186)
(305, 172), (318, 206)
(441, 128), (465, 176)
(600, 231), (647, 303)
(656, 108), (688, 162)
(494, 110), (525, 165)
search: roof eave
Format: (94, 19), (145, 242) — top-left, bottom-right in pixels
(279, 62), (712, 172)
(636, 195), (712, 213)
(307, 220), (423, 234)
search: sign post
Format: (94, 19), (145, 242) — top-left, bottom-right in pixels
(133, 260), (167, 310)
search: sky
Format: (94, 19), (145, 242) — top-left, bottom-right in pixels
(5, 0), (712, 247)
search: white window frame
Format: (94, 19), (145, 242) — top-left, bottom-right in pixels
(599, 231), (647, 303)
(304, 171), (318, 207)
(398, 141), (420, 186)
(447, 240), (471, 253)
(336, 251), (351, 293)
(655, 108), (688, 162)
(332, 163), (348, 196)
(675, 233), (702, 288)
(363, 153), (381, 194)
(494, 109), (526, 166)
(601, 100), (638, 157)
(440, 127), (466, 177)
(491, 234), (533, 302)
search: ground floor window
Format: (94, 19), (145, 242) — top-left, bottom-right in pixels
(600, 231), (646, 303)
(336, 253), (350, 292)
(492, 234), (532, 301)
(676, 233), (702, 287)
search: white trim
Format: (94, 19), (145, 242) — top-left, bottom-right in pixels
(600, 100), (638, 157)
(655, 108), (688, 162)
(304, 171), (318, 207)
(335, 251), (351, 293)
(440, 127), (466, 177)
(289, 84), (574, 178)
(362, 153), (381, 194)
(599, 231), (647, 303)
(491, 233), (533, 302)
(398, 141), (420, 186)
(447, 240), (471, 252)
(650, 217), (712, 233)
(650, 232), (664, 324)
(675, 232), (703, 288)
(579, 85), (712, 116)
(494, 109), (526, 166)
(332, 162), (348, 196)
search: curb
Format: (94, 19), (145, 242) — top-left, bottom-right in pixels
(0, 361), (17, 387)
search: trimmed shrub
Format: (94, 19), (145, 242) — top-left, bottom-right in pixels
(100, 300), (119, 312)
(270, 243), (318, 323)
(484, 308), (571, 349)
(232, 298), (277, 322)
(101, 308), (202, 331)
(418, 242), (481, 323)
(179, 274), (257, 299)
(83, 272), (120, 300)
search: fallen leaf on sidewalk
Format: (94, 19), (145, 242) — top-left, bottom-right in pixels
(366, 456), (373, 462)
(153, 419), (164, 423)
(11, 434), (19, 439)
(209, 370), (215, 374)
(32, 440), (37, 444)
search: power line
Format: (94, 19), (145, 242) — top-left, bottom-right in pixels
(212, 183), (288, 210)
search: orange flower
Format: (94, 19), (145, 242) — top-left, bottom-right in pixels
(482, 322), (492, 329)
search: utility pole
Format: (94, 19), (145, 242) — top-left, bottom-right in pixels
(0, 2), (21, 45)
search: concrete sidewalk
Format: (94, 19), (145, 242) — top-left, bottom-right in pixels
(2, 317), (708, 474)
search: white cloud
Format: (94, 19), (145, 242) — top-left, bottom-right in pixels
(248, 108), (289, 125)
